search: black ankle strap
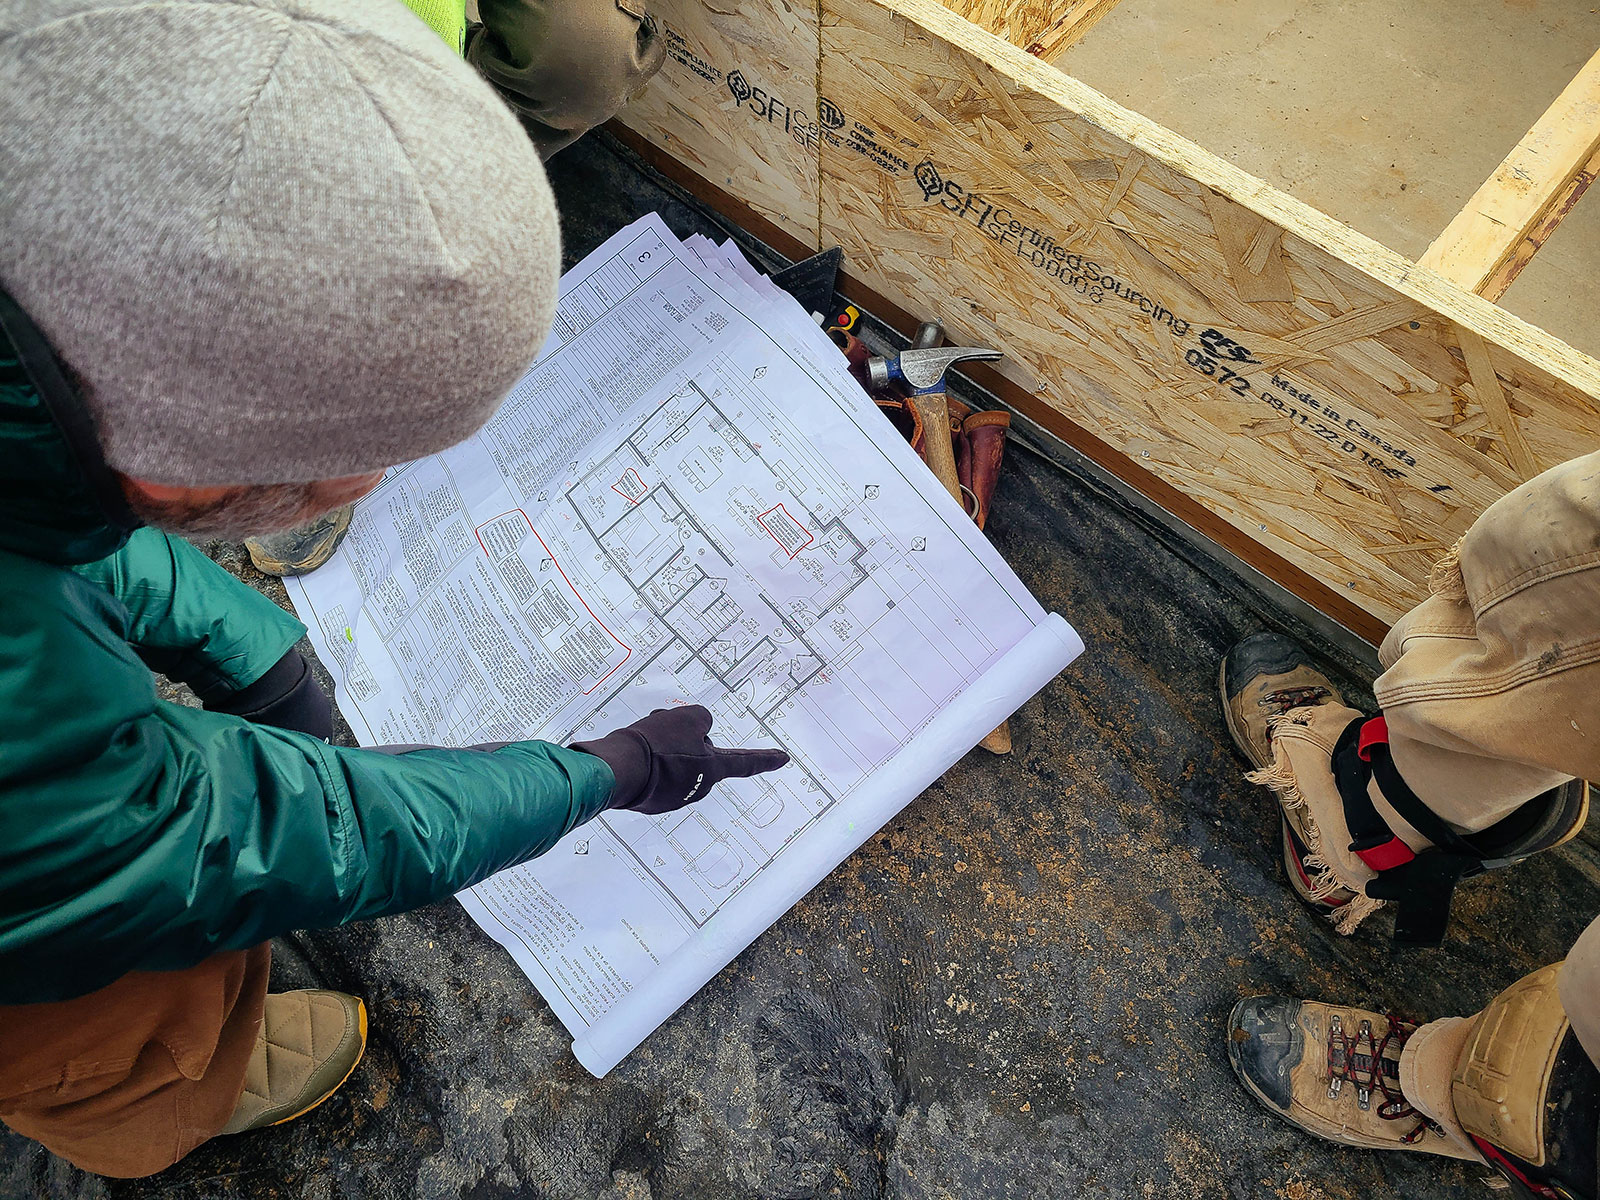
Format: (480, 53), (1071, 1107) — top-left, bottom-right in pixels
(1333, 717), (1489, 949)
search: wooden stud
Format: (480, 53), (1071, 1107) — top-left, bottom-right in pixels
(1470, 145), (1600, 304)
(1418, 47), (1600, 303)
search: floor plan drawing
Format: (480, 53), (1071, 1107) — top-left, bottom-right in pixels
(468, 356), (1011, 929)
(287, 215), (1081, 1076)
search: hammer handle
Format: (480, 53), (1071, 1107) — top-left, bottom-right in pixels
(908, 389), (1012, 754)
(908, 390), (962, 504)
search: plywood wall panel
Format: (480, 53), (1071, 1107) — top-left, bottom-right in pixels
(617, 0), (821, 248)
(618, 0), (1600, 630)
(817, 0), (1600, 623)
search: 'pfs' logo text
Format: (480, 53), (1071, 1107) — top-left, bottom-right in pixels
(726, 70), (819, 150)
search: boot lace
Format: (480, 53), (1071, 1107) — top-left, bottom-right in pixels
(1258, 685), (1331, 714)
(1325, 1012), (1442, 1144)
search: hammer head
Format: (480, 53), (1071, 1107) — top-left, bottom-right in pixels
(867, 345), (1004, 392)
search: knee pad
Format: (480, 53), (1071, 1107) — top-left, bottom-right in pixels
(1453, 963), (1599, 1199)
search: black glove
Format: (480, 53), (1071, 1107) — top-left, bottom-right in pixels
(200, 649), (335, 741)
(571, 705), (789, 816)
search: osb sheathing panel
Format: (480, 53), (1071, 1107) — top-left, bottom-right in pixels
(932, 0), (1122, 62)
(619, 0), (819, 247)
(619, 0), (1600, 626)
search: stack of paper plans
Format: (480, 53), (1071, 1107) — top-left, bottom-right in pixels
(286, 214), (1084, 1076)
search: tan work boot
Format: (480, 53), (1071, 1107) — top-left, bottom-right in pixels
(220, 990), (367, 1134)
(1219, 632), (1360, 913)
(1227, 996), (1476, 1160)
(1232, 971), (1600, 1196)
(244, 504), (354, 577)
(1219, 632), (1344, 769)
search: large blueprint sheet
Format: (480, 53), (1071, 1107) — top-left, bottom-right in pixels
(286, 216), (1082, 1075)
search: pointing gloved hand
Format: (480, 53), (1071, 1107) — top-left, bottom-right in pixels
(571, 705), (790, 816)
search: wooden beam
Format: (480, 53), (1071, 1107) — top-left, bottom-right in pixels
(1418, 47), (1600, 302)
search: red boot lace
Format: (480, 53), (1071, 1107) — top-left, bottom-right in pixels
(1258, 685), (1332, 714)
(1325, 1013), (1440, 1144)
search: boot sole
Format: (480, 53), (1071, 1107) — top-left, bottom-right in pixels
(270, 999), (368, 1127)
(246, 508), (354, 577)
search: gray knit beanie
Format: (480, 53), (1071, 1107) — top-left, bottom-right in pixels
(0, 0), (561, 485)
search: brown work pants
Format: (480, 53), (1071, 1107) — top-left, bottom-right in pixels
(0, 944), (270, 1178)
(1259, 450), (1600, 1066)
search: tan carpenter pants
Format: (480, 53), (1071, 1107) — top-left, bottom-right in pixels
(1260, 451), (1600, 1064)
(1376, 452), (1600, 826)
(0, 945), (270, 1178)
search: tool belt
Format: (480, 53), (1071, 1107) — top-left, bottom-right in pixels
(834, 323), (1013, 530)
(1332, 716), (1565, 949)
(873, 395), (1011, 529)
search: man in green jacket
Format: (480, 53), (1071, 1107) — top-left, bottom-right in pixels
(0, 0), (782, 1178)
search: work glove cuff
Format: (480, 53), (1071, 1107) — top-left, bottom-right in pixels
(570, 728), (655, 811)
(202, 650), (334, 741)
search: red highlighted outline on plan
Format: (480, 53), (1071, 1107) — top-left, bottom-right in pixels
(756, 503), (815, 559)
(610, 468), (648, 504)
(474, 508), (632, 694)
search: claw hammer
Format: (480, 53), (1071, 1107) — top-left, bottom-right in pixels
(867, 323), (1013, 755)
(867, 322), (1000, 506)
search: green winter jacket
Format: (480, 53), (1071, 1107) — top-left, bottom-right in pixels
(0, 295), (613, 1005)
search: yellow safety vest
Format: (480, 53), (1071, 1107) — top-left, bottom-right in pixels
(399, 0), (468, 55)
